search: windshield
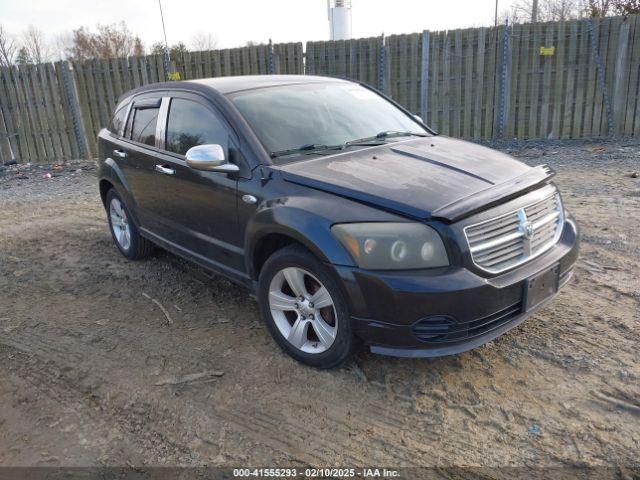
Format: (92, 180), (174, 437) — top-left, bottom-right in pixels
(229, 82), (429, 160)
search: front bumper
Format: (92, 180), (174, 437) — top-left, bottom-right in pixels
(332, 216), (579, 358)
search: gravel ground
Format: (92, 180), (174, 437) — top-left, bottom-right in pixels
(0, 139), (638, 469)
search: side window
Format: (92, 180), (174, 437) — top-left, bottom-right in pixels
(166, 98), (229, 156)
(131, 107), (159, 146)
(109, 105), (129, 135)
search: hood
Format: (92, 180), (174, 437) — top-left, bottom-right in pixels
(276, 136), (555, 222)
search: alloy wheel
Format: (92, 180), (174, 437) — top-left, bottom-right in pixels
(268, 267), (337, 354)
(109, 197), (131, 251)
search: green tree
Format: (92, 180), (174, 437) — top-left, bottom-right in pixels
(15, 46), (31, 65)
(150, 41), (188, 60)
(150, 42), (166, 55)
(169, 42), (187, 59)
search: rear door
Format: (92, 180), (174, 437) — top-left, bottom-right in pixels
(144, 93), (244, 276)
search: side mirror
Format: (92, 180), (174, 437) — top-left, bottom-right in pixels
(185, 144), (239, 173)
(413, 114), (424, 123)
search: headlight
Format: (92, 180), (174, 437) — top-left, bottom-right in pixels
(331, 222), (449, 270)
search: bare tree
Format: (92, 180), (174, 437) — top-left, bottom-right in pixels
(582, 0), (614, 16)
(0, 24), (17, 67)
(504, 0), (582, 23)
(547, 0), (581, 19)
(190, 32), (218, 52)
(52, 32), (74, 62)
(613, 0), (640, 13)
(67, 22), (145, 60)
(133, 37), (145, 56)
(23, 25), (50, 64)
(502, 0), (535, 22)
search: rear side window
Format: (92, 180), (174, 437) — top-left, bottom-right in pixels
(109, 105), (128, 135)
(166, 98), (228, 155)
(131, 107), (159, 146)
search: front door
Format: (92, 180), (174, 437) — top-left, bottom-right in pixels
(144, 94), (244, 277)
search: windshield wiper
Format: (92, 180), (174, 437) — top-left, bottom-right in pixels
(270, 131), (428, 158)
(270, 143), (343, 158)
(343, 131), (427, 147)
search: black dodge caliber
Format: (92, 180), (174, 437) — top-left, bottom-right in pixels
(98, 75), (579, 368)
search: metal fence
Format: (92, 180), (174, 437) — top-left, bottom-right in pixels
(1, 15), (639, 164)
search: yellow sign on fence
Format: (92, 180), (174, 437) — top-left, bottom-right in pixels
(539, 46), (556, 56)
(167, 71), (181, 81)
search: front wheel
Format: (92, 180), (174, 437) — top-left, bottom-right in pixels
(258, 245), (354, 369)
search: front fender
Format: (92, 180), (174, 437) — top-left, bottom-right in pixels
(245, 200), (357, 279)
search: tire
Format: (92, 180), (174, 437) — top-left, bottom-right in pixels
(105, 188), (154, 260)
(258, 244), (354, 369)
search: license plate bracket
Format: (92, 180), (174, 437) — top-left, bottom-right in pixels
(524, 263), (560, 311)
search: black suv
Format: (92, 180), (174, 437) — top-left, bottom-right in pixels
(98, 75), (579, 368)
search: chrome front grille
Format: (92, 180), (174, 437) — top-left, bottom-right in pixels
(464, 192), (564, 273)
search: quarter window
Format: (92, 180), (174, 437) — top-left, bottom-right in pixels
(166, 98), (228, 155)
(131, 107), (159, 146)
(109, 105), (129, 135)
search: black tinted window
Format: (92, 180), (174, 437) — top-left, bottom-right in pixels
(230, 83), (427, 159)
(109, 105), (128, 135)
(166, 98), (228, 155)
(131, 107), (159, 146)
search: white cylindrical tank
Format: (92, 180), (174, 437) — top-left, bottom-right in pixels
(329, 0), (352, 40)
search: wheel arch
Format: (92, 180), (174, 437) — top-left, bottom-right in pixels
(98, 158), (140, 225)
(99, 178), (114, 206)
(246, 208), (356, 281)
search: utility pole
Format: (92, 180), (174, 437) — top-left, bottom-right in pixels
(158, 0), (169, 54)
(158, 0), (170, 80)
(532, 0), (539, 22)
(494, 0), (499, 26)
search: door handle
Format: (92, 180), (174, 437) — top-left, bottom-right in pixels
(113, 149), (127, 158)
(155, 164), (175, 175)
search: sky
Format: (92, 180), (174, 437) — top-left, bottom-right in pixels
(0, 0), (513, 52)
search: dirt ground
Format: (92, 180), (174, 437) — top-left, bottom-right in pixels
(0, 139), (638, 469)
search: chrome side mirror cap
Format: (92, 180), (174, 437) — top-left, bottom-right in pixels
(185, 144), (239, 173)
(413, 114), (424, 123)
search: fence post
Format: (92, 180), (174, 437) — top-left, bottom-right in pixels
(497, 20), (511, 139)
(163, 49), (170, 80)
(420, 31), (430, 122)
(613, 19), (630, 134)
(60, 61), (88, 159)
(587, 18), (614, 137)
(268, 39), (275, 74)
(349, 41), (357, 79)
(378, 34), (386, 93)
(0, 108), (16, 164)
